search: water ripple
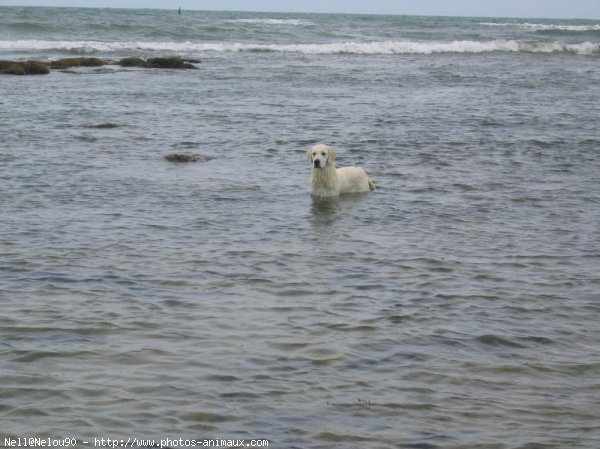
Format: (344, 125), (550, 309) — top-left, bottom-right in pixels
(1, 9), (600, 449)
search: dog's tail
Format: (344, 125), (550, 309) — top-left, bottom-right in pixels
(368, 179), (376, 191)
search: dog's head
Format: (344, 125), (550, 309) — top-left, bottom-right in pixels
(307, 144), (336, 169)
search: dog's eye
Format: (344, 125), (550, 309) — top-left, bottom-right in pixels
(322, 152), (326, 156)
(312, 152), (316, 156)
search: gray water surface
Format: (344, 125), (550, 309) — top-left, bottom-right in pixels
(2, 8), (600, 449)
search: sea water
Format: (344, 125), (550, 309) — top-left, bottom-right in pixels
(1, 7), (600, 448)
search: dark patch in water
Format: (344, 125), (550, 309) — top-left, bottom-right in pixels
(164, 153), (213, 162)
(85, 123), (121, 129)
(474, 334), (527, 348)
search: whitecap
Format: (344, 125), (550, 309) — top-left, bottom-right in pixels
(226, 18), (310, 26)
(480, 22), (600, 32)
(1, 39), (598, 56)
(521, 23), (600, 32)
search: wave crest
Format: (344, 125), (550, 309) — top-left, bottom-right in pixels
(481, 22), (600, 32)
(1, 39), (598, 56)
(226, 18), (310, 26)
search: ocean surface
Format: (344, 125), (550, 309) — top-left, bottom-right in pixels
(1, 6), (600, 449)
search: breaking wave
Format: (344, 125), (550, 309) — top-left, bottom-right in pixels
(481, 22), (600, 32)
(522, 23), (600, 32)
(1, 39), (599, 56)
(226, 18), (311, 26)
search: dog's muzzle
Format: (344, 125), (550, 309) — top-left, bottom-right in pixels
(313, 159), (321, 168)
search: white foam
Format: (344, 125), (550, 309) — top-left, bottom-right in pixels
(481, 22), (600, 32)
(227, 18), (310, 26)
(522, 23), (600, 32)
(479, 22), (514, 27)
(1, 39), (598, 56)
(265, 40), (523, 54)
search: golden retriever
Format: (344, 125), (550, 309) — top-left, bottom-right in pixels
(306, 144), (375, 197)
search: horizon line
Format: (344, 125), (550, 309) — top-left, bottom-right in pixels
(0, 4), (598, 21)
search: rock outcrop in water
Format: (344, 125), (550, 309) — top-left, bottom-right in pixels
(118, 57), (198, 69)
(0, 60), (50, 75)
(49, 57), (105, 69)
(0, 57), (200, 75)
(117, 57), (148, 68)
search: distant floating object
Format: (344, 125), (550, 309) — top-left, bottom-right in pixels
(178, 7), (181, 15)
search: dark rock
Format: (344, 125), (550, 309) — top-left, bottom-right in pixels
(0, 60), (50, 75)
(86, 123), (121, 129)
(1, 56), (198, 76)
(146, 57), (197, 69)
(49, 57), (106, 69)
(119, 57), (198, 70)
(164, 153), (200, 162)
(23, 61), (50, 74)
(118, 57), (147, 68)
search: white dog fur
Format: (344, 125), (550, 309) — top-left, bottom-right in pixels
(307, 144), (375, 197)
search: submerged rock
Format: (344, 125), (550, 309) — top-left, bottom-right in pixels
(146, 57), (197, 69)
(164, 153), (210, 162)
(119, 57), (198, 69)
(0, 60), (49, 75)
(85, 123), (121, 129)
(49, 57), (106, 69)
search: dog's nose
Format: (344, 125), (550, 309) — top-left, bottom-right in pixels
(313, 160), (320, 168)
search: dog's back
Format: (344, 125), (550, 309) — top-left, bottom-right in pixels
(336, 166), (375, 193)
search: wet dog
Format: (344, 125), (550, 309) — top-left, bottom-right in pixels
(306, 144), (375, 197)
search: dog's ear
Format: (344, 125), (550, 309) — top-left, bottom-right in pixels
(326, 146), (337, 165)
(306, 147), (314, 162)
